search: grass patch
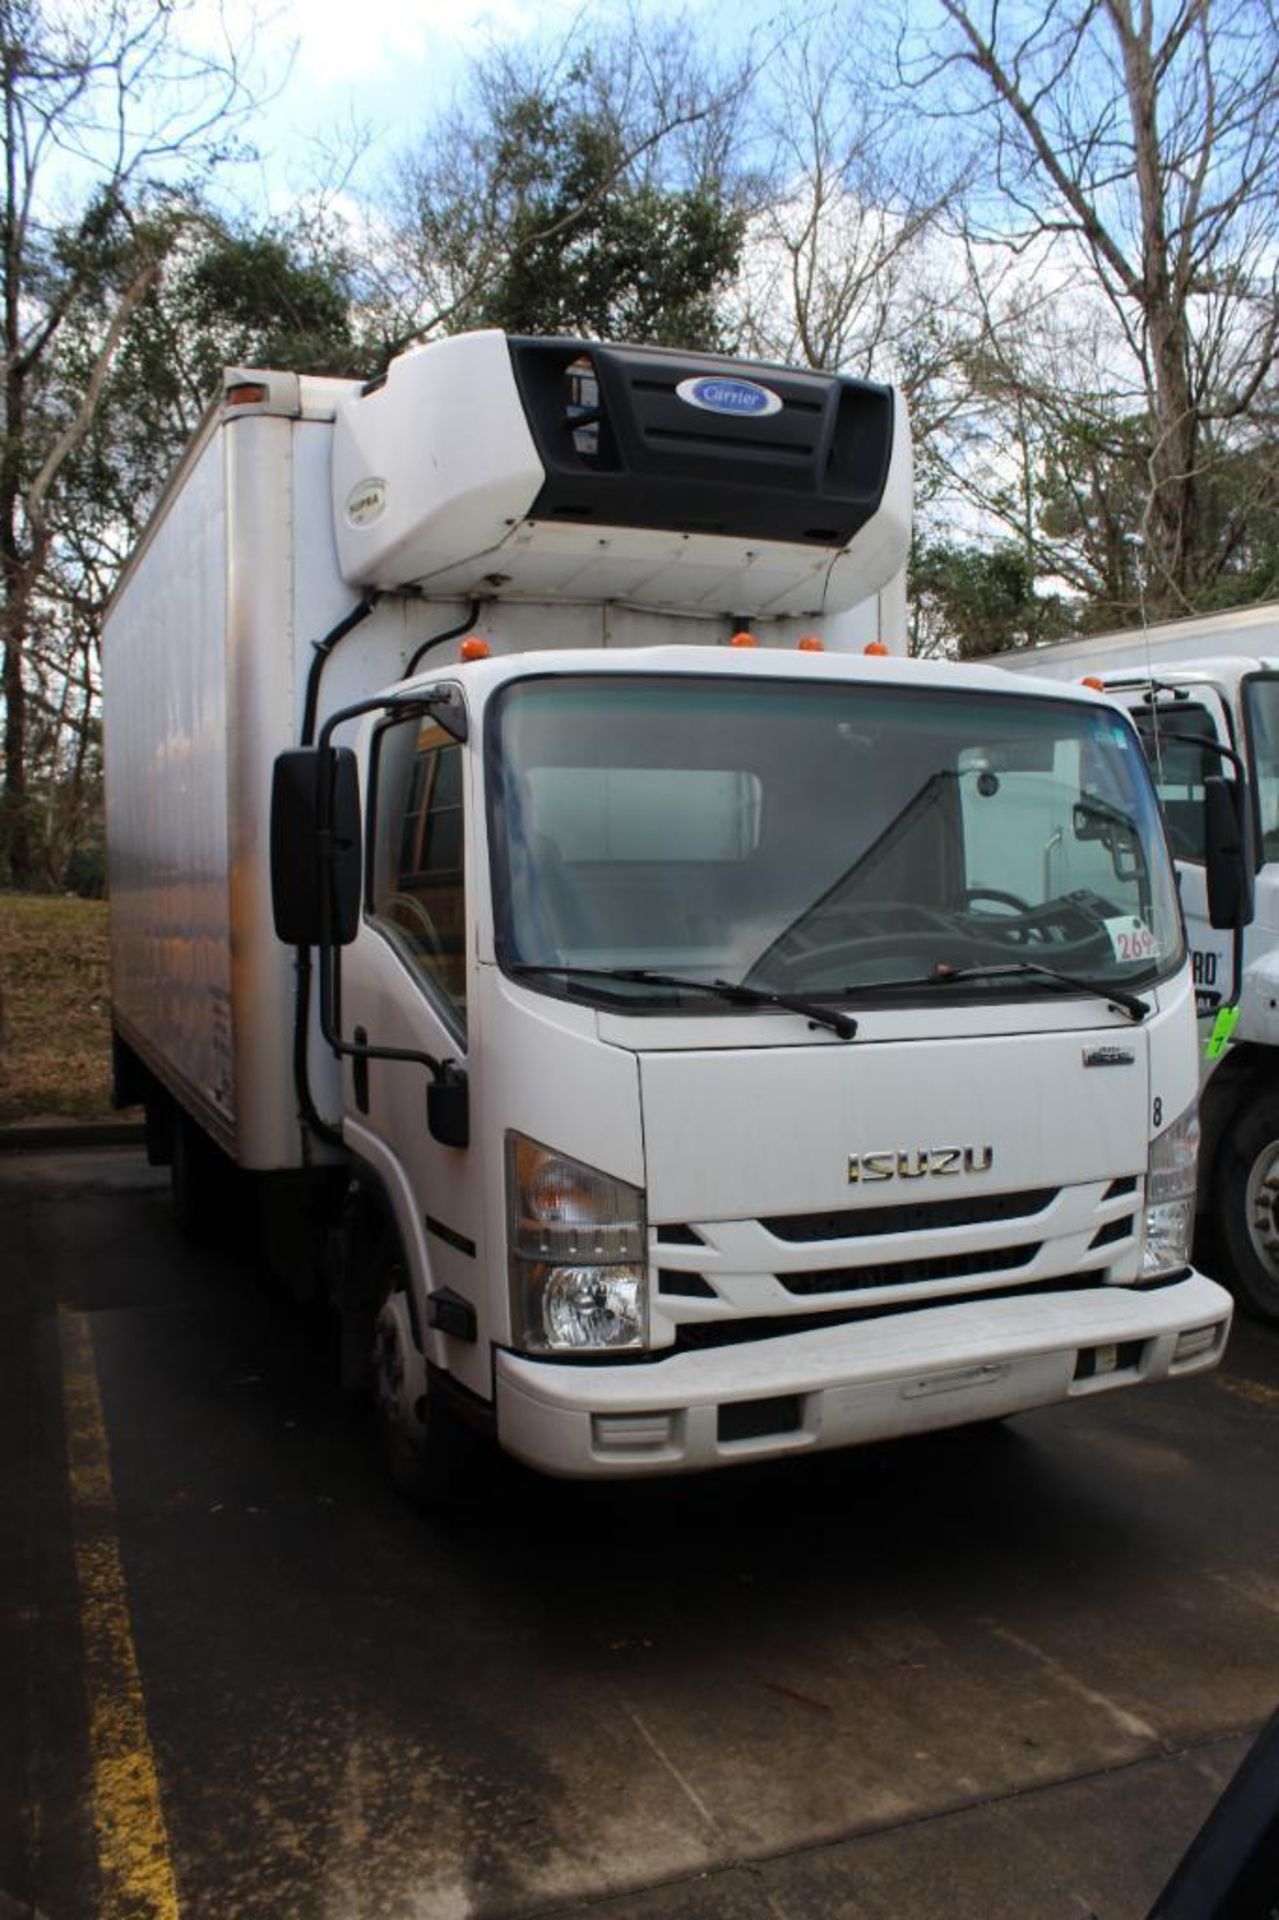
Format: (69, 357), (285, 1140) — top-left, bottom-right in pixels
(0, 892), (119, 1123)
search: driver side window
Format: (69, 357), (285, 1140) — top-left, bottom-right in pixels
(1135, 704), (1219, 865)
(370, 716), (467, 1029)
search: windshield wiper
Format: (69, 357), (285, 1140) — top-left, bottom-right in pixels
(932, 961), (1148, 1020)
(509, 964), (858, 1040)
(845, 959), (1148, 1022)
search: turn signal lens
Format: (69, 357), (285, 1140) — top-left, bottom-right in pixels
(506, 1134), (649, 1351)
(1142, 1102), (1200, 1278)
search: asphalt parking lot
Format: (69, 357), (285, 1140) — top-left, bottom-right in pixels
(4, 1144), (1278, 1920)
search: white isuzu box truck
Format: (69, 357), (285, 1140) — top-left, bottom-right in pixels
(991, 605), (1279, 1319)
(103, 331), (1240, 1501)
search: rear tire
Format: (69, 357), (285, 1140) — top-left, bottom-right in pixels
(1217, 1091), (1279, 1321)
(170, 1113), (235, 1244)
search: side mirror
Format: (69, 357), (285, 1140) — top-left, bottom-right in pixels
(270, 747), (363, 945)
(1204, 775), (1254, 931)
(427, 1066), (469, 1149)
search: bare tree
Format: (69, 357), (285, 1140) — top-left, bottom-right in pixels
(903, 0), (1279, 624)
(734, 17), (955, 370)
(0, 0), (255, 887)
(729, 11), (978, 556)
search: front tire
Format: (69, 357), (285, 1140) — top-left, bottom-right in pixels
(1217, 1091), (1279, 1321)
(372, 1281), (489, 1510)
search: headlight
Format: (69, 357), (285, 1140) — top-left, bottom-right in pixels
(507, 1134), (648, 1351)
(1143, 1102), (1199, 1279)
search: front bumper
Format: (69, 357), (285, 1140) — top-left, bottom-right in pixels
(495, 1272), (1233, 1478)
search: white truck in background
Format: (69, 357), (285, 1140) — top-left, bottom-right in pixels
(103, 331), (1239, 1502)
(992, 603), (1279, 1318)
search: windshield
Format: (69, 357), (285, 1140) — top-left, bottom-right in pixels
(488, 674), (1183, 1008)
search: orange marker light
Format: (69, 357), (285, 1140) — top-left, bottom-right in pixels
(797, 634), (825, 652)
(225, 381), (268, 407)
(1081, 675), (1106, 690)
(729, 631), (759, 648)
(863, 641), (890, 656)
(459, 636), (491, 662)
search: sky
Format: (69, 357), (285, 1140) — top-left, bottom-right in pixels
(218, 0), (716, 211)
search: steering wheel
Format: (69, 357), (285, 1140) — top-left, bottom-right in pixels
(957, 887), (1039, 944)
(959, 887), (1035, 915)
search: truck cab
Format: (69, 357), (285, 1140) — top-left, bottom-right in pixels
(320, 642), (1234, 1492)
(1075, 660), (1279, 1317)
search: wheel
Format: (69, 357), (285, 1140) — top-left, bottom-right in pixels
(372, 1269), (490, 1510)
(1217, 1092), (1279, 1321)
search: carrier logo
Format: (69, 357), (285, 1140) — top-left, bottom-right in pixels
(848, 1146), (994, 1183)
(676, 376), (783, 418)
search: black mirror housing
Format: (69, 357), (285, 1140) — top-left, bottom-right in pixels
(1204, 774), (1254, 931)
(271, 747), (363, 946)
(428, 1068), (469, 1148)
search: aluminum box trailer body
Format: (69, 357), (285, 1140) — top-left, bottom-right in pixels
(993, 602), (1279, 680)
(104, 333), (1236, 1496)
(993, 613), (1279, 1318)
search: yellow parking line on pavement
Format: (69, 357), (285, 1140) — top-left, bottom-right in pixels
(1214, 1374), (1279, 1409)
(58, 1308), (181, 1920)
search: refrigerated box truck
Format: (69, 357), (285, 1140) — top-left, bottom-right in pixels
(103, 332), (1240, 1500)
(992, 604), (1279, 1318)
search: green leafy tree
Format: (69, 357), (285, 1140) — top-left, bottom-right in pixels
(56, 208), (358, 551)
(376, 21), (754, 360)
(910, 537), (1073, 657)
(475, 100), (745, 347)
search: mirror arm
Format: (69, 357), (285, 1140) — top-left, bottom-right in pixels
(1133, 724), (1247, 782)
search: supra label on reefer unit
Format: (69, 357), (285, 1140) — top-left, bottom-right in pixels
(345, 477), (387, 525)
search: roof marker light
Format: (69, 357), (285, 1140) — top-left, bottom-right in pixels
(225, 382), (268, 407)
(459, 636), (491, 662)
(1081, 676), (1106, 690)
(797, 634), (825, 652)
(729, 631), (759, 648)
(863, 641), (890, 656)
